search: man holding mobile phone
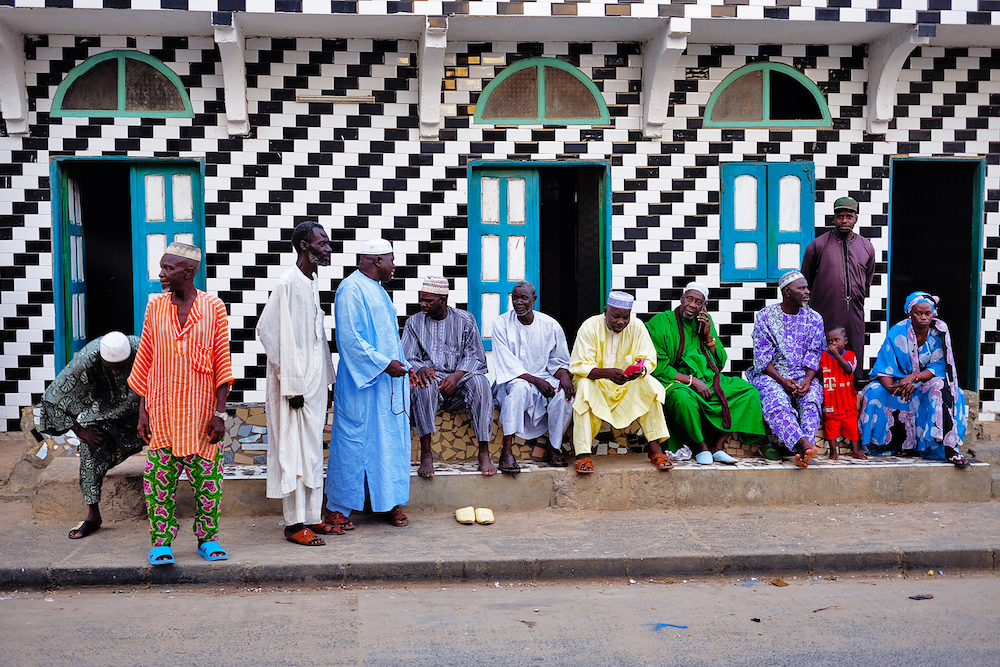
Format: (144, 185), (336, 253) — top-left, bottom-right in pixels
(646, 282), (766, 465)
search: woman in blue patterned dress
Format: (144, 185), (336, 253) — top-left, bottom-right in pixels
(860, 291), (968, 466)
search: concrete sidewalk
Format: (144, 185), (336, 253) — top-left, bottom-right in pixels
(2, 498), (998, 590)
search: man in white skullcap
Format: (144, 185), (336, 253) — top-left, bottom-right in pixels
(746, 270), (825, 467)
(402, 276), (492, 476)
(645, 281), (765, 465)
(129, 241), (234, 564)
(568, 291), (671, 474)
(40, 331), (142, 539)
(324, 238), (412, 529)
(491, 280), (575, 471)
(258, 221), (338, 546)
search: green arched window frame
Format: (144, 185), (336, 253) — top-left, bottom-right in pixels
(704, 62), (832, 128)
(474, 57), (610, 125)
(51, 50), (194, 119)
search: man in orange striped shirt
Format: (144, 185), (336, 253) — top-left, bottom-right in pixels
(128, 242), (234, 566)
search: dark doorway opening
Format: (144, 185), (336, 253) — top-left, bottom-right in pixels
(538, 165), (605, 346)
(890, 159), (982, 390)
(66, 162), (135, 337)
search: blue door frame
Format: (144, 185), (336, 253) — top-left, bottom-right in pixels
(52, 157), (206, 370)
(466, 159), (612, 349)
(887, 157), (984, 389)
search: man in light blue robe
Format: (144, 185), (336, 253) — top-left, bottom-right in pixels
(324, 239), (412, 528)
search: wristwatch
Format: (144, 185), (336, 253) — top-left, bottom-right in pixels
(214, 411), (227, 420)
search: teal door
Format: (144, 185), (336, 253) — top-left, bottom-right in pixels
(468, 169), (540, 350)
(54, 160), (205, 370)
(130, 164), (206, 332)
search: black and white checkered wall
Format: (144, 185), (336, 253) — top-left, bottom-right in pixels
(0, 32), (998, 432)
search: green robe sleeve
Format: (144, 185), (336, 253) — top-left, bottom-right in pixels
(646, 311), (680, 386)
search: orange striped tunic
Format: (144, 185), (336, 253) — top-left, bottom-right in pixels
(128, 290), (235, 460)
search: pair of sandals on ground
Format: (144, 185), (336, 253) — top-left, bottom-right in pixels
(148, 540), (228, 566)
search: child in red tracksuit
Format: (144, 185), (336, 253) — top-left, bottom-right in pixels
(820, 325), (867, 460)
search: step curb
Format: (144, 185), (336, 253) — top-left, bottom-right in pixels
(4, 547), (996, 590)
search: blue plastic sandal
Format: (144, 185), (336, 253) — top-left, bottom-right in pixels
(196, 540), (229, 561)
(148, 546), (175, 566)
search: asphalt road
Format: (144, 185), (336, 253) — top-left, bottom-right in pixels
(3, 573), (999, 667)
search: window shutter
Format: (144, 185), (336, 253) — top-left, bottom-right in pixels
(468, 170), (540, 350)
(766, 162), (815, 280)
(721, 163), (768, 282)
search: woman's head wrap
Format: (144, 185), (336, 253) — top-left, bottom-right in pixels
(904, 291), (939, 316)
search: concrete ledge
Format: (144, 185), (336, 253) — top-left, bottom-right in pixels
(31, 453), (995, 523)
(33, 455), (281, 522)
(7, 546), (995, 590)
(903, 547), (995, 572)
(810, 549), (903, 573)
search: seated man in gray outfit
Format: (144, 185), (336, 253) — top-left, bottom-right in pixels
(402, 277), (493, 477)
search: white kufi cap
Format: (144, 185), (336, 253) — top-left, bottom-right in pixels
(360, 238), (393, 255)
(683, 281), (709, 300)
(99, 331), (132, 363)
(606, 291), (634, 310)
(778, 270), (805, 290)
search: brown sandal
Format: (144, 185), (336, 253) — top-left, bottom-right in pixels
(649, 452), (673, 470)
(326, 510), (356, 531)
(387, 506), (409, 527)
(575, 455), (595, 474)
(311, 521), (346, 535)
(286, 527), (326, 546)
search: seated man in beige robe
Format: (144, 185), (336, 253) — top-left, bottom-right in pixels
(569, 291), (671, 475)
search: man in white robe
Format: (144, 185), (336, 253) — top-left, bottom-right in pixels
(258, 221), (337, 546)
(569, 291), (672, 474)
(492, 281), (574, 471)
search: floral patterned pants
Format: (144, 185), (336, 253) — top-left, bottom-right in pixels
(143, 448), (223, 547)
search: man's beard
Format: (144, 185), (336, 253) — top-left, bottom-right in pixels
(309, 252), (331, 267)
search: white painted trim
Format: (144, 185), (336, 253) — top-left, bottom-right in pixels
(0, 20), (29, 136)
(642, 18), (690, 139)
(295, 94), (376, 103)
(214, 16), (250, 137)
(419, 16), (448, 140)
(866, 26), (928, 135)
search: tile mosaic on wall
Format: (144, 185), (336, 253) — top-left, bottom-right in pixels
(0, 26), (997, 438)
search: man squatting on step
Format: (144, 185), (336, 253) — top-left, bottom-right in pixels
(39, 331), (142, 540)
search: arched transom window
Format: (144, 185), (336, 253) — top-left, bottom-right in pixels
(704, 63), (831, 128)
(475, 57), (610, 125)
(52, 51), (193, 118)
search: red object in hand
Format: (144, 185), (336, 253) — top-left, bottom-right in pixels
(624, 358), (646, 379)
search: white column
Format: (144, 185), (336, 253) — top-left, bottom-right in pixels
(642, 17), (690, 140)
(213, 13), (250, 137)
(0, 20), (29, 136)
(419, 16), (448, 140)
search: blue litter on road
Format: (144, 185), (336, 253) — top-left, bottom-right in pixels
(650, 623), (688, 630)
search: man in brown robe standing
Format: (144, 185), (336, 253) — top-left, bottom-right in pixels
(801, 196), (876, 374)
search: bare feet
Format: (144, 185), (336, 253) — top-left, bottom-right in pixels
(829, 440), (839, 461)
(793, 438), (818, 468)
(849, 441), (867, 460)
(478, 450), (498, 476)
(418, 450), (435, 477)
